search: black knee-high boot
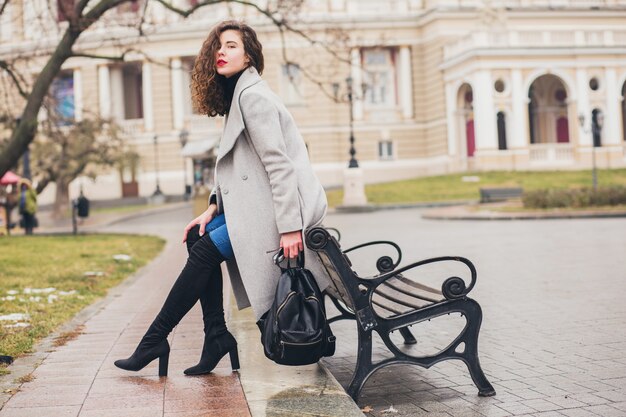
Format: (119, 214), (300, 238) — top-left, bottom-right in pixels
(114, 232), (226, 376)
(183, 226), (238, 375)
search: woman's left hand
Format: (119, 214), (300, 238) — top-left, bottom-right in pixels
(280, 230), (304, 259)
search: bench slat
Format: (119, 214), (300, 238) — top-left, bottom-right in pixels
(385, 276), (441, 303)
(375, 284), (432, 310)
(372, 296), (410, 316)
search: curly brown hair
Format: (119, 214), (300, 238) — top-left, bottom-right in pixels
(191, 20), (264, 117)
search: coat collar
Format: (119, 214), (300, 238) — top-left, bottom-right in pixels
(217, 66), (263, 161)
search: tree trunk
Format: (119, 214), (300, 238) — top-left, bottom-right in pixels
(53, 177), (72, 220)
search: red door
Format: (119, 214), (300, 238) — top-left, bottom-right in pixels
(556, 117), (570, 143)
(466, 119), (476, 157)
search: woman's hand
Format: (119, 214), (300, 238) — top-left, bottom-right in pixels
(182, 203), (218, 243)
(280, 230), (304, 259)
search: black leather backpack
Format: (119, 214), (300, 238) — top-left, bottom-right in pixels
(257, 250), (336, 366)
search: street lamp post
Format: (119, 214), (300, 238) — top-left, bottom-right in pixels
(578, 111), (603, 191)
(333, 77), (368, 168)
(152, 134), (163, 197)
(179, 129), (190, 200)
(333, 77), (369, 207)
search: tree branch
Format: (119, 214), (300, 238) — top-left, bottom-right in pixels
(0, 0), (10, 16)
(0, 60), (30, 99)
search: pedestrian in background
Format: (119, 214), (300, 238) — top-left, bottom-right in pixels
(115, 19), (330, 377)
(18, 179), (37, 235)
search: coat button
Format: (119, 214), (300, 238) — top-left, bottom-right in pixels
(223, 189), (229, 195)
(242, 175), (248, 180)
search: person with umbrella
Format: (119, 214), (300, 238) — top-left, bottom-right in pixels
(17, 178), (37, 235)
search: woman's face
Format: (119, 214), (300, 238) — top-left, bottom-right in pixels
(215, 30), (249, 78)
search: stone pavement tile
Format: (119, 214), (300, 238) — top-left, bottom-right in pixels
(511, 389), (548, 400)
(471, 404), (511, 417)
(79, 407), (164, 417)
(520, 398), (563, 412)
(164, 396), (248, 413)
(495, 401), (538, 415)
(581, 404), (626, 416)
(0, 406), (81, 417)
(610, 401), (626, 411)
(81, 393), (164, 411)
(533, 412), (567, 417)
(592, 389), (626, 402)
(566, 392), (612, 406)
(545, 396), (590, 409)
(529, 386), (571, 398)
(3, 388), (88, 408)
(87, 376), (165, 397)
(418, 400), (453, 413)
(164, 411), (251, 417)
(558, 408), (599, 417)
(564, 379), (615, 392)
(400, 389), (440, 403)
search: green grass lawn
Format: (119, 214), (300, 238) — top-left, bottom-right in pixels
(0, 234), (165, 375)
(325, 169), (626, 207)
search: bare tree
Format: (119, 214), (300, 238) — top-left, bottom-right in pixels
(0, 0), (353, 179)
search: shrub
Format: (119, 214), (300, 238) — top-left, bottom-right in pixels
(522, 186), (626, 209)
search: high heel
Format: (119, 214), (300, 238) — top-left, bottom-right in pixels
(184, 332), (238, 375)
(114, 339), (170, 375)
(229, 347), (240, 371)
(158, 351), (169, 376)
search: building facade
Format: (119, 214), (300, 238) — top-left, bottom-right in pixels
(1, 0), (626, 204)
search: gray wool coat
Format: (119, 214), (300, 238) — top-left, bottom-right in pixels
(209, 66), (330, 320)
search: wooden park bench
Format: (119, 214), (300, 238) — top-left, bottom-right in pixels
(305, 227), (496, 401)
(479, 187), (523, 203)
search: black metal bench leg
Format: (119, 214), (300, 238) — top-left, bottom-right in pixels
(347, 328), (374, 401)
(399, 327), (417, 345)
(461, 301), (496, 397)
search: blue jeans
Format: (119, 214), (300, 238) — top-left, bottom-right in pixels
(205, 214), (234, 260)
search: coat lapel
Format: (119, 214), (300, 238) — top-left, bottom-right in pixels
(217, 66), (263, 162)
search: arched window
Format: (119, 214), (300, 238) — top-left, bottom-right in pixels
(528, 74), (570, 144)
(497, 112), (507, 150)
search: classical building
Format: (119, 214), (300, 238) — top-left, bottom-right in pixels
(1, 0), (626, 204)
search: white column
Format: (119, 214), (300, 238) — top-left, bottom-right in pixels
(73, 69), (83, 122)
(604, 67), (621, 145)
(576, 68), (592, 146)
(350, 48), (364, 121)
(511, 69), (527, 148)
(171, 58), (184, 130)
(472, 69), (497, 150)
(445, 82), (457, 156)
(399, 46), (414, 120)
(98, 65), (111, 119)
(142, 62), (154, 131)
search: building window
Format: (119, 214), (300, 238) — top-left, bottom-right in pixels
(122, 64), (143, 119)
(50, 71), (75, 125)
(378, 140), (394, 160)
(494, 79), (506, 93)
(280, 63), (303, 104)
(362, 48), (397, 108)
(589, 77), (600, 91)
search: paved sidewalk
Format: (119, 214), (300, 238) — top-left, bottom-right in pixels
(322, 208), (626, 416)
(0, 206), (251, 417)
(0, 204), (361, 417)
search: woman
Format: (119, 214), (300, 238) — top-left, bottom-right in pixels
(114, 20), (330, 377)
